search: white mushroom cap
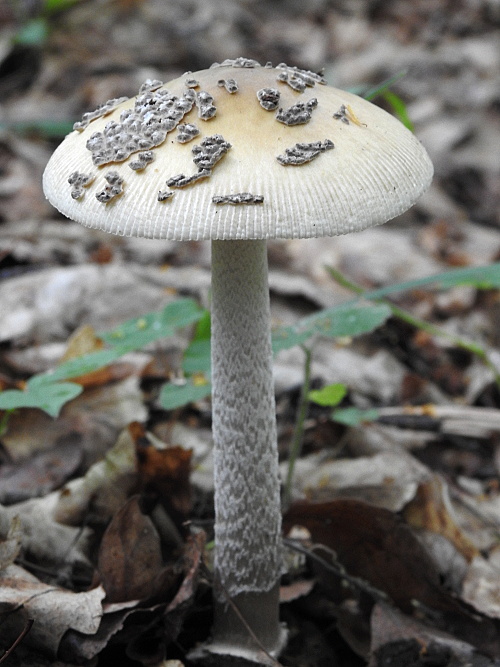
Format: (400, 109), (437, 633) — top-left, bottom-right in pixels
(43, 60), (433, 241)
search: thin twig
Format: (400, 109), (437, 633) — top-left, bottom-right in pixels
(283, 537), (388, 603)
(0, 618), (34, 664)
(326, 265), (500, 387)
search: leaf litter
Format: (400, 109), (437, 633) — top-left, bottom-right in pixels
(1, 0), (500, 665)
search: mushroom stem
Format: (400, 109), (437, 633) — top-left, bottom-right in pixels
(211, 239), (284, 657)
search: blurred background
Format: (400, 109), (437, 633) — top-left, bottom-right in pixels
(0, 4), (500, 665)
(1, 0), (499, 231)
(1, 0), (500, 414)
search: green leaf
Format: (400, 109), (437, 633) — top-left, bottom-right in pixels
(45, 300), (203, 386)
(43, 0), (80, 15)
(0, 381), (83, 418)
(380, 90), (414, 132)
(355, 263), (500, 302)
(31, 349), (119, 385)
(159, 377), (212, 410)
(100, 298), (204, 352)
(362, 70), (408, 101)
(309, 383), (347, 407)
(182, 339), (211, 374)
(1, 299), (205, 417)
(303, 302), (392, 339)
(273, 302), (392, 353)
(182, 310), (211, 374)
(0, 120), (76, 140)
(271, 326), (311, 354)
(332, 407), (380, 426)
(192, 309), (211, 340)
(14, 18), (49, 46)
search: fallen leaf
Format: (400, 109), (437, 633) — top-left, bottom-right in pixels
(368, 602), (486, 667)
(286, 451), (428, 512)
(0, 515), (22, 569)
(284, 499), (500, 655)
(0, 564), (105, 658)
(404, 475), (479, 561)
(97, 495), (167, 603)
(0, 440), (82, 504)
(166, 529), (205, 613)
(60, 532), (205, 663)
(132, 422), (193, 521)
(60, 324), (104, 361)
(462, 550), (500, 619)
(279, 578), (316, 603)
(0, 494), (93, 575)
(284, 499), (444, 613)
(53, 426), (137, 526)
(2, 375), (147, 465)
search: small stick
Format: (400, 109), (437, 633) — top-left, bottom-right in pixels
(0, 618), (34, 663)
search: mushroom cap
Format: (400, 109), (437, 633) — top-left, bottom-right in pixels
(43, 60), (433, 240)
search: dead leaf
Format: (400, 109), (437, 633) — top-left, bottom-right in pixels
(0, 564), (105, 658)
(132, 422), (193, 521)
(0, 440), (82, 504)
(284, 499), (500, 655)
(60, 324), (104, 361)
(287, 451), (428, 511)
(98, 495), (173, 603)
(59, 324), (142, 388)
(0, 494), (92, 574)
(0, 515), (22, 569)
(462, 550), (500, 619)
(2, 375), (147, 465)
(368, 602), (484, 667)
(60, 531), (205, 663)
(404, 475), (479, 562)
(53, 426), (137, 526)
(279, 578), (315, 603)
(166, 529), (205, 613)
(284, 499), (445, 614)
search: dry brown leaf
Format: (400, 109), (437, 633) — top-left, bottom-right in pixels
(97, 495), (175, 603)
(0, 440), (82, 504)
(58, 323), (134, 388)
(462, 550), (500, 619)
(60, 324), (104, 361)
(60, 531), (205, 663)
(132, 422), (193, 521)
(287, 451), (428, 512)
(0, 494), (92, 573)
(284, 499), (500, 655)
(53, 426), (137, 526)
(0, 564), (105, 658)
(0, 515), (22, 569)
(166, 530), (205, 613)
(284, 499), (447, 614)
(279, 578), (315, 603)
(404, 475), (479, 561)
(368, 602), (482, 667)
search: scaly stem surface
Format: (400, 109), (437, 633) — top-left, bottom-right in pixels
(210, 239), (284, 659)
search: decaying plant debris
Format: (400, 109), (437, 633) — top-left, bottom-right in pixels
(0, 1), (499, 665)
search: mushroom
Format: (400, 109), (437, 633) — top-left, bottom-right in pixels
(43, 58), (433, 663)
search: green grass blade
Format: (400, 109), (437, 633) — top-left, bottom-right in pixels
(330, 263), (500, 302)
(362, 70), (408, 101)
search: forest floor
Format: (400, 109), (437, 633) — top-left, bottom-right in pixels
(0, 0), (500, 665)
